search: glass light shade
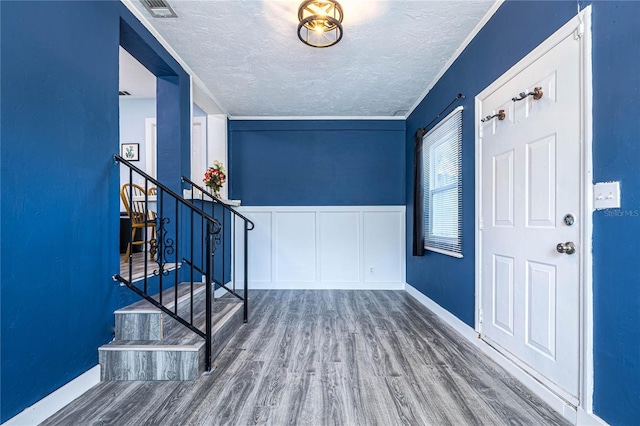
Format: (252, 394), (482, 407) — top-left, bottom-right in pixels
(297, 0), (343, 48)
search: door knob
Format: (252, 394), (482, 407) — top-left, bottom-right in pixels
(556, 242), (576, 255)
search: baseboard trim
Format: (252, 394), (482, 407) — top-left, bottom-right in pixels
(577, 408), (609, 426)
(404, 283), (600, 425)
(404, 283), (479, 342)
(248, 282), (405, 290)
(2, 365), (100, 426)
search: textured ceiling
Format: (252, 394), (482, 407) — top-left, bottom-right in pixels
(119, 46), (156, 98)
(128, 0), (497, 117)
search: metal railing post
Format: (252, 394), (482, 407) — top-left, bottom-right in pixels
(205, 221), (213, 372)
(244, 221), (248, 323)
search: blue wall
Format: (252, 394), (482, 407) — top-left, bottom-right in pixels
(0, 1), (191, 421)
(229, 120), (406, 206)
(590, 2), (640, 424)
(405, 1), (640, 424)
(193, 103), (207, 117)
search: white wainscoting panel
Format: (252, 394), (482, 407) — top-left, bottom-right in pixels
(246, 211), (272, 282)
(363, 211), (404, 283)
(235, 206), (405, 289)
(275, 212), (317, 282)
(319, 211), (360, 283)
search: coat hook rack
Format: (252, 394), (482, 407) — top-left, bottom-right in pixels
(512, 87), (543, 102)
(481, 109), (506, 123)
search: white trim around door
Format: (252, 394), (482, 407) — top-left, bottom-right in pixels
(144, 117), (157, 180)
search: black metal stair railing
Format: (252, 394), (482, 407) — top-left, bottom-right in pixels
(113, 154), (242, 372)
(181, 176), (254, 322)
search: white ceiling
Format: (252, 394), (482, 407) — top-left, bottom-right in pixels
(124, 0), (498, 117)
(119, 46), (157, 98)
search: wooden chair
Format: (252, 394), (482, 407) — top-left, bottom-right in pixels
(147, 187), (158, 220)
(120, 183), (157, 259)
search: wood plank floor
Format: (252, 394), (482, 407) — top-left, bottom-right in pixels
(119, 252), (180, 283)
(42, 290), (569, 426)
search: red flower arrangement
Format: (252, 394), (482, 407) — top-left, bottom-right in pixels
(203, 160), (226, 197)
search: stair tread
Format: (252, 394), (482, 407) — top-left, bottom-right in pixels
(115, 282), (207, 312)
(100, 339), (203, 349)
(164, 297), (242, 340)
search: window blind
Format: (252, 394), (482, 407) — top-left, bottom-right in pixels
(422, 106), (463, 256)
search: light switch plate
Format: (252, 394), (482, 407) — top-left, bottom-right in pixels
(594, 181), (621, 209)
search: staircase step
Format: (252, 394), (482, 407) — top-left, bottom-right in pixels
(99, 342), (202, 380)
(209, 298), (245, 363)
(99, 298), (243, 381)
(117, 281), (206, 312)
(114, 282), (206, 340)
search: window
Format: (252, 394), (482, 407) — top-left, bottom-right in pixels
(422, 106), (462, 257)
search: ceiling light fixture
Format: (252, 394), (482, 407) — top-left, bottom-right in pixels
(297, 0), (343, 48)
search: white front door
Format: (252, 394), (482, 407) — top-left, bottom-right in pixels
(478, 31), (582, 403)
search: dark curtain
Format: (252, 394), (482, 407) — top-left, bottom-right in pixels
(413, 128), (426, 256)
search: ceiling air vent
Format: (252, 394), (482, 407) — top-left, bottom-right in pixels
(119, 91), (131, 96)
(140, 0), (178, 18)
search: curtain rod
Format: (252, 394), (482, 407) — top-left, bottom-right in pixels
(418, 93), (465, 133)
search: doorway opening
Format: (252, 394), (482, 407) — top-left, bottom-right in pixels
(118, 46), (160, 280)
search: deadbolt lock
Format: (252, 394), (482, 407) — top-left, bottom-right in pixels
(564, 214), (575, 226)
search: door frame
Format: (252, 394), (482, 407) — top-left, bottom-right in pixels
(474, 6), (593, 414)
(145, 117), (157, 179)
(191, 116), (207, 182)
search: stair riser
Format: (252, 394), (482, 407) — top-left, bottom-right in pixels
(99, 348), (202, 381)
(114, 311), (183, 340)
(115, 312), (162, 340)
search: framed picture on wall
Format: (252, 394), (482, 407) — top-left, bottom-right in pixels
(121, 143), (140, 161)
